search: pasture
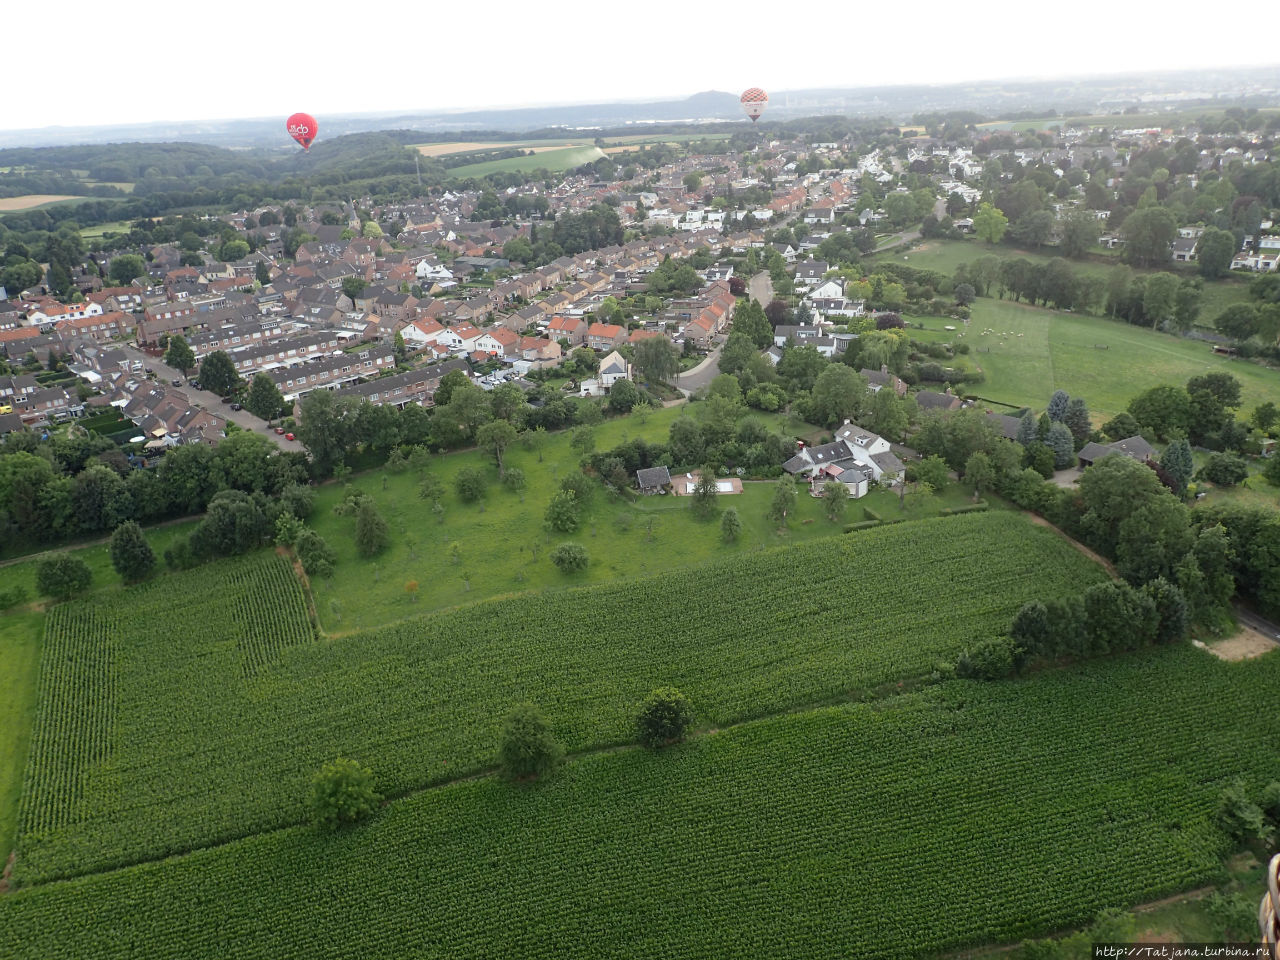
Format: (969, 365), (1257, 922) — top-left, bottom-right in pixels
(4, 644), (1275, 958)
(445, 145), (607, 177)
(908, 298), (1280, 418)
(10, 512), (1104, 884)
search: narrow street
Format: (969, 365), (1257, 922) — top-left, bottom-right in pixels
(118, 344), (289, 448)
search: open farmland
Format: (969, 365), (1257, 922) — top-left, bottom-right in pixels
(0, 611), (42, 858)
(4, 645), (1276, 959)
(10, 512), (1106, 884)
(446, 145), (607, 177)
(0, 195), (81, 212)
(908, 299), (1280, 418)
(412, 140), (585, 157)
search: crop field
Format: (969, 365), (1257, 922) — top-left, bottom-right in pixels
(4, 645), (1277, 958)
(412, 140), (586, 158)
(0, 195), (81, 213)
(306, 404), (983, 631)
(9, 512), (1104, 884)
(0, 611), (42, 858)
(446, 145), (607, 177)
(907, 299), (1280, 418)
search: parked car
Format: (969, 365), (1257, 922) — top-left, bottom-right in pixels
(171, 379), (182, 387)
(285, 432), (295, 441)
(275, 426), (285, 435)
(190, 380), (201, 390)
(220, 396), (235, 404)
(229, 403), (242, 411)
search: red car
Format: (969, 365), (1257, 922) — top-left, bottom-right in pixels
(285, 433), (295, 441)
(275, 426), (285, 435)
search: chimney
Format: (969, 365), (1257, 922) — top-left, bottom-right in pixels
(881, 364), (888, 374)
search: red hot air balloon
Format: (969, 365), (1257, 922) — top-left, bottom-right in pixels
(286, 112), (318, 150)
(740, 88), (768, 123)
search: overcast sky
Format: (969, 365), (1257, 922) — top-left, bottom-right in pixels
(1, 0), (1262, 133)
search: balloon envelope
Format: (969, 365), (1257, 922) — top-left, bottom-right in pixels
(740, 88), (768, 123)
(286, 112), (317, 150)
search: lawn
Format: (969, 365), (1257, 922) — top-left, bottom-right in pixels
(884, 238), (1255, 327)
(78, 220), (134, 239)
(907, 298), (1280, 419)
(11, 512), (1105, 884)
(0, 610), (42, 863)
(4, 645), (1276, 959)
(307, 404), (972, 632)
(446, 145), (607, 178)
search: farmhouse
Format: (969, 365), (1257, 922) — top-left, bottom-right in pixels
(1076, 435), (1157, 470)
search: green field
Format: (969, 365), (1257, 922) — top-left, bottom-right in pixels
(4, 644), (1276, 958)
(908, 298), (1280, 419)
(307, 404), (983, 632)
(887, 238), (1255, 325)
(10, 512), (1104, 884)
(447, 145), (608, 177)
(0, 611), (42, 861)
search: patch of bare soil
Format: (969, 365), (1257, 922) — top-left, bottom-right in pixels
(1203, 626), (1279, 661)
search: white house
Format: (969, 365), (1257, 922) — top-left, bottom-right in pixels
(400, 318), (446, 349)
(1231, 252), (1280, 272)
(782, 421), (905, 484)
(598, 350), (631, 388)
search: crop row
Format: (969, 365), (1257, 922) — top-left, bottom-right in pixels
(13, 513), (1107, 884)
(3, 646), (1277, 958)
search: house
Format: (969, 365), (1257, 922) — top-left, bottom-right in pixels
(807, 462), (870, 500)
(985, 412), (1023, 441)
(1076, 435), (1157, 470)
(782, 421), (905, 484)
(598, 350), (630, 388)
(860, 366), (908, 398)
(914, 389), (966, 413)
(401, 318), (447, 350)
(1231, 251), (1280, 272)
(547, 315), (588, 346)
(1171, 236), (1198, 262)
(586, 322), (626, 351)
(636, 466), (671, 494)
(793, 260), (829, 289)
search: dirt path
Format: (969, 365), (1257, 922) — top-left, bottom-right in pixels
(1025, 513), (1118, 577)
(1198, 626), (1279, 661)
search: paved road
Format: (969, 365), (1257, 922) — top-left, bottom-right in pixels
(1235, 605), (1280, 643)
(676, 344), (724, 396)
(748, 270), (774, 306)
(118, 344), (288, 448)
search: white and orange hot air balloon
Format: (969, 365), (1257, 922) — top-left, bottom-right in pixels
(740, 88), (768, 123)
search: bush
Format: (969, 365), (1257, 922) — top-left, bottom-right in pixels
(498, 703), (564, 782)
(164, 538), (198, 571)
(0, 584), (29, 610)
(550, 542), (589, 573)
(635, 688), (693, 748)
(720, 507), (742, 543)
(296, 528), (336, 579)
(1200, 452), (1249, 487)
(544, 490), (581, 533)
(109, 521), (156, 583)
(558, 469), (595, 506)
(36, 553), (92, 601)
(454, 466), (487, 503)
(955, 638), (1019, 680)
(1216, 779), (1274, 847)
(502, 467), (526, 492)
(310, 757), (381, 829)
(354, 502), (389, 558)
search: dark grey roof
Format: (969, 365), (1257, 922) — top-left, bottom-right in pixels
(1112, 435), (1156, 460)
(870, 451), (905, 475)
(636, 466), (671, 489)
(986, 412), (1021, 441)
(1077, 441), (1114, 463)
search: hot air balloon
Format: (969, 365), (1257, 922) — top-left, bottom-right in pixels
(286, 112), (318, 150)
(740, 88), (768, 123)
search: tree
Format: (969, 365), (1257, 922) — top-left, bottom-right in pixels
(498, 703), (564, 781)
(454, 465), (487, 503)
(549, 541), (589, 573)
(297, 528), (336, 579)
(1047, 389), (1070, 422)
(821, 480), (849, 520)
(1160, 439), (1194, 496)
(544, 490), (581, 533)
(108, 254), (146, 286)
(635, 688), (692, 748)
(354, 502), (389, 557)
(809, 365), (867, 428)
(255, 260), (272, 286)
(36, 553), (92, 600)
(633, 335), (679, 384)
(1047, 422), (1076, 469)
(607, 378), (643, 414)
(953, 282), (976, 306)
(1128, 384), (1191, 441)
(964, 451), (995, 502)
(1200, 452), (1249, 487)
(767, 476), (797, 527)
(340, 276), (367, 302)
(973, 202), (1009, 244)
(163, 335), (196, 377)
(1120, 207), (1178, 266)
(109, 521), (155, 583)
(1252, 402), (1278, 432)
(475, 419), (517, 478)
(242, 373), (285, 421)
(682, 171), (703, 194)
(1215, 303), (1259, 341)
(1060, 208), (1101, 259)
(720, 507), (742, 543)
(1142, 272), (1180, 330)
(1197, 226), (1237, 280)
(310, 757), (380, 829)
(198, 350), (241, 399)
(914, 454), (950, 490)
(1063, 397), (1091, 448)
(690, 469), (719, 520)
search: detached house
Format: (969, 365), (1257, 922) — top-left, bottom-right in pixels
(782, 421), (905, 488)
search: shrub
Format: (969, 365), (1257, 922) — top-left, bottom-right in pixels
(455, 466), (488, 503)
(550, 542), (589, 573)
(720, 507), (742, 543)
(164, 538), (198, 571)
(635, 688), (693, 748)
(955, 638), (1018, 681)
(354, 502), (389, 558)
(498, 703), (564, 782)
(502, 467), (526, 492)
(1200, 452), (1249, 487)
(310, 757), (381, 829)
(544, 490), (581, 533)
(1216, 779), (1273, 847)
(35, 553), (92, 601)
(296, 528), (336, 579)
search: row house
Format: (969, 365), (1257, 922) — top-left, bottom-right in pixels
(547, 315), (587, 346)
(268, 346), (396, 401)
(437, 322), (483, 352)
(586, 322), (626, 351)
(25, 300), (104, 328)
(228, 332), (348, 377)
(337, 358), (469, 408)
(137, 300), (200, 345)
(57, 311), (131, 341)
(21, 386), (81, 424)
(188, 320), (288, 359)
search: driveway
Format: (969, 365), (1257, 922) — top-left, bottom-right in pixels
(118, 344), (288, 448)
(675, 344), (724, 396)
